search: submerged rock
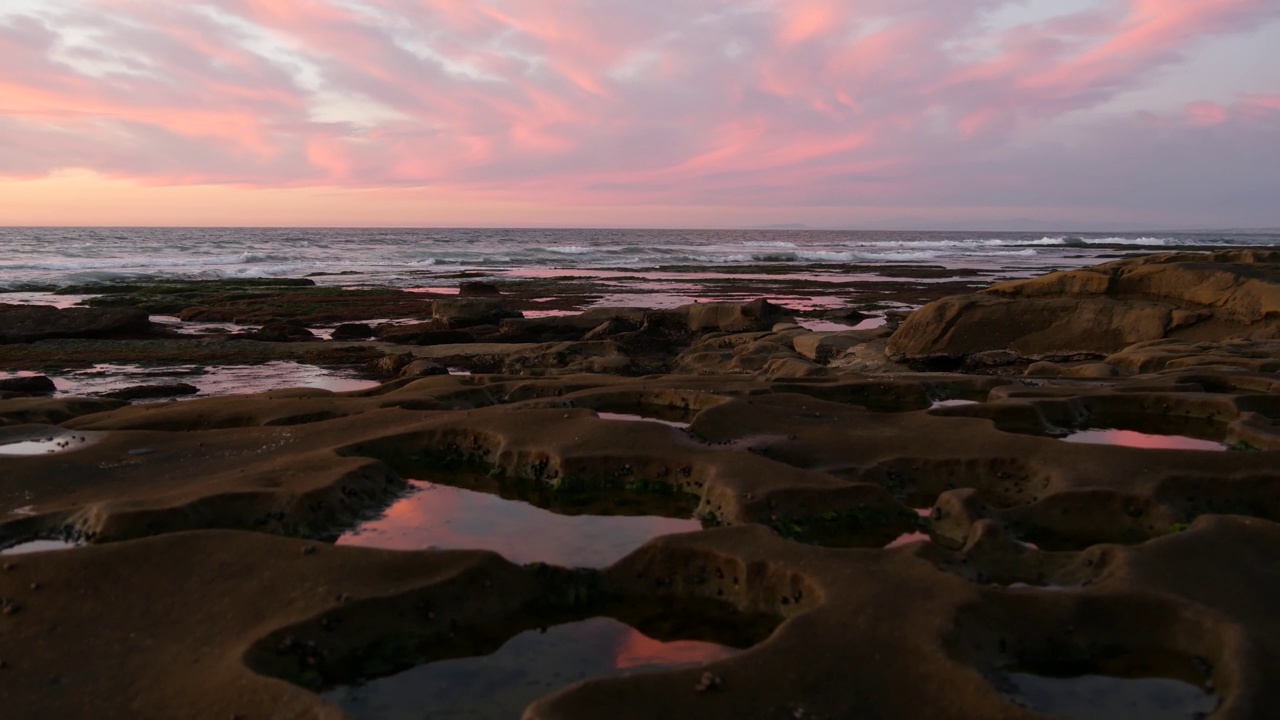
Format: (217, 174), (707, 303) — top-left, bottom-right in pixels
(331, 323), (374, 340)
(458, 281), (502, 297)
(101, 383), (200, 401)
(375, 324), (475, 346)
(244, 321), (316, 343)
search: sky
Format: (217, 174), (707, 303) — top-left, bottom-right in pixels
(0, 0), (1278, 229)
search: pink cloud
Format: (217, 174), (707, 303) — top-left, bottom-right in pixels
(1185, 101), (1229, 127)
(0, 0), (1277, 225)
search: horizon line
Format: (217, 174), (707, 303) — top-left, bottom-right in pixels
(3, 224), (1279, 234)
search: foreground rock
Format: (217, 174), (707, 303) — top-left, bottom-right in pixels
(887, 249), (1280, 367)
(1, 365), (1280, 717)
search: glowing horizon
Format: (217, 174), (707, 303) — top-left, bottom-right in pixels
(2, 1), (1278, 229)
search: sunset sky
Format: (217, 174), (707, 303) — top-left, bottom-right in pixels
(1, 0), (1278, 228)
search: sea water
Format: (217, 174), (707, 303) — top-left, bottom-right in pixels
(2, 227), (1273, 295)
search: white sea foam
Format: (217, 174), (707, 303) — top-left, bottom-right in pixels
(192, 264), (309, 279)
(752, 251), (859, 262)
(687, 254), (755, 264)
(542, 246), (595, 255)
(739, 241), (799, 248)
(853, 250), (942, 262)
(1017, 236), (1172, 246)
(1085, 236), (1172, 245)
(0, 252), (294, 273)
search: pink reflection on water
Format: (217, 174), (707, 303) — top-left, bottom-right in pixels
(885, 532), (931, 549)
(612, 627), (737, 670)
(322, 616), (741, 719)
(405, 287), (460, 295)
(796, 316), (887, 332)
(336, 481), (701, 568)
(1062, 429), (1226, 452)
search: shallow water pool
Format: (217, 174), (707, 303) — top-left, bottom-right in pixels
(0, 428), (100, 456)
(1005, 672), (1218, 720)
(1061, 429), (1227, 452)
(324, 615), (742, 720)
(336, 480), (701, 568)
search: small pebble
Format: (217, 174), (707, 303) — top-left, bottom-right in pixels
(29, 582), (40, 591)
(301, 545), (317, 556)
(694, 671), (722, 692)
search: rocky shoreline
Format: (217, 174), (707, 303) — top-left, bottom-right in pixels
(3, 249), (1280, 719)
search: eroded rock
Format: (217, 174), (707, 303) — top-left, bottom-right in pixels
(887, 249), (1280, 367)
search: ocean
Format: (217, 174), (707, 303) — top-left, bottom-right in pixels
(3, 227), (1277, 297)
(3, 227), (1278, 397)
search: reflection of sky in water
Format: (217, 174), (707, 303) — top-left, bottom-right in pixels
(1061, 429), (1226, 452)
(0, 430), (98, 456)
(336, 481), (701, 568)
(0, 292), (91, 309)
(929, 399), (980, 409)
(324, 616), (736, 720)
(0, 539), (80, 556)
(42, 361), (379, 399)
(1005, 672), (1218, 720)
(884, 532), (931, 549)
(596, 412), (691, 430)
(796, 316), (887, 332)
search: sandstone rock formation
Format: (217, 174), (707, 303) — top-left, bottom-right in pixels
(887, 249), (1280, 367)
(2, 365), (1279, 718)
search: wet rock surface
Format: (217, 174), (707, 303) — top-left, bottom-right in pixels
(2, 252), (1280, 718)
